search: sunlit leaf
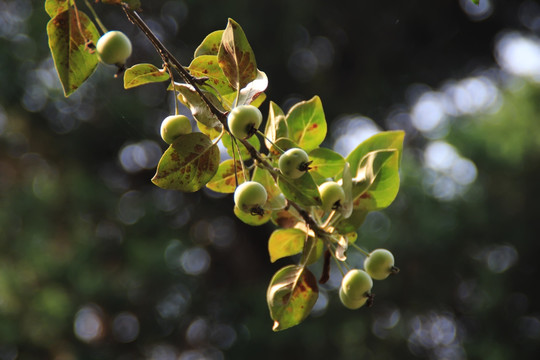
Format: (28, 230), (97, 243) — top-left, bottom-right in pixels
(300, 236), (324, 265)
(206, 159), (245, 193)
(45, 0), (73, 18)
(267, 265), (318, 331)
(124, 63), (169, 89)
(346, 131), (404, 211)
(47, 9), (99, 97)
(339, 162), (353, 219)
(285, 96), (327, 153)
(221, 132), (260, 161)
(171, 83), (224, 129)
(152, 132), (220, 192)
(268, 228), (307, 263)
(218, 18), (258, 90)
(308, 147), (346, 180)
(252, 166), (284, 210)
(233, 205), (271, 226)
(237, 70), (268, 106)
(194, 30), (224, 58)
(188, 55), (236, 109)
(278, 172), (322, 207)
(264, 102), (288, 151)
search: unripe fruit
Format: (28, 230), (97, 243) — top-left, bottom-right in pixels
(96, 31), (132, 66)
(234, 181), (267, 214)
(319, 181), (346, 212)
(227, 105), (262, 139)
(341, 269), (373, 300)
(364, 249), (398, 280)
(278, 148), (310, 179)
(339, 286), (368, 310)
(160, 115), (192, 144)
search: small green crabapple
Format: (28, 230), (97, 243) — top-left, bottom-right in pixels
(340, 269), (374, 310)
(364, 249), (399, 280)
(96, 30), (132, 66)
(160, 115), (192, 144)
(319, 181), (346, 212)
(278, 148), (311, 179)
(234, 181), (267, 215)
(227, 105), (262, 139)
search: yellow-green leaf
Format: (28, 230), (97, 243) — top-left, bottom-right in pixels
(124, 63), (169, 89)
(206, 159), (245, 193)
(268, 228), (307, 263)
(47, 9), (99, 97)
(152, 132), (220, 192)
(286, 96), (327, 153)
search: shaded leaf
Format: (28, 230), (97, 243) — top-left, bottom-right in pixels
(152, 132), (220, 192)
(206, 159), (245, 193)
(339, 162), (353, 219)
(218, 18), (257, 90)
(286, 96), (327, 152)
(124, 63), (169, 89)
(45, 0), (72, 18)
(47, 9), (99, 97)
(233, 205), (271, 226)
(268, 229), (307, 263)
(188, 55), (236, 109)
(267, 265), (318, 331)
(472, 0), (479, 4)
(278, 172), (321, 207)
(271, 208), (303, 229)
(194, 30), (224, 57)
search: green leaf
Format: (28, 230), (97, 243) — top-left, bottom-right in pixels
(267, 265), (318, 331)
(346, 131), (405, 211)
(339, 162), (353, 219)
(152, 132), (220, 192)
(194, 30), (224, 58)
(268, 228), (307, 263)
(278, 172), (322, 207)
(233, 205), (271, 226)
(221, 132), (260, 161)
(45, 0), (73, 18)
(264, 102), (288, 151)
(471, 0), (479, 5)
(188, 55), (236, 109)
(124, 63), (170, 89)
(171, 83), (224, 129)
(47, 9), (99, 97)
(236, 70), (268, 106)
(206, 159), (245, 193)
(218, 18), (258, 90)
(252, 166), (284, 210)
(335, 209), (368, 234)
(286, 96), (327, 153)
(308, 148), (346, 180)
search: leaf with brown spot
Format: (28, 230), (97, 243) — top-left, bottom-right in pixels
(188, 55), (236, 109)
(124, 63), (170, 89)
(206, 159), (245, 193)
(267, 265), (318, 331)
(47, 8), (99, 97)
(218, 19), (258, 90)
(194, 30), (224, 57)
(152, 132), (220, 192)
(45, 0), (73, 18)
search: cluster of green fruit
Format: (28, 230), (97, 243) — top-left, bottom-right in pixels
(340, 249), (398, 309)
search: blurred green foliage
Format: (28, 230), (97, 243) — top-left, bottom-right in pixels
(1, 0), (539, 359)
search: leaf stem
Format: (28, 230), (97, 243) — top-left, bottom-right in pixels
(121, 4), (227, 124)
(84, 0), (108, 34)
(348, 241), (371, 257)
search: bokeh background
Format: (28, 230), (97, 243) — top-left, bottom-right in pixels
(1, 0), (540, 359)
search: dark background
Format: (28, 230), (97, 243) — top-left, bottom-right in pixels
(1, 0), (540, 359)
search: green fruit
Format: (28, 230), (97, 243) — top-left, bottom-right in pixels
(278, 148), (310, 179)
(234, 181), (267, 214)
(160, 115), (192, 144)
(339, 269), (374, 310)
(319, 181), (345, 212)
(227, 105), (262, 139)
(364, 249), (398, 280)
(339, 286), (368, 310)
(96, 31), (132, 66)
